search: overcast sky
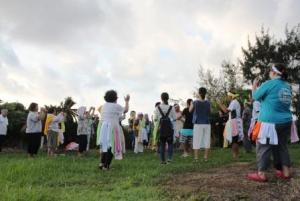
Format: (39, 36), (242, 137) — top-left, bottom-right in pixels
(0, 0), (299, 116)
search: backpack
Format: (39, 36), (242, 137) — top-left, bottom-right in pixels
(158, 106), (174, 138)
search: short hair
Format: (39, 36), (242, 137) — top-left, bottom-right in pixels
(161, 92), (169, 104)
(28, 102), (38, 112)
(187, 99), (193, 106)
(47, 107), (55, 114)
(198, 87), (207, 99)
(104, 90), (118, 103)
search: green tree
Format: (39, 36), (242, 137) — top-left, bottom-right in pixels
(240, 25), (300, 83)
(0, 102), (27, 147)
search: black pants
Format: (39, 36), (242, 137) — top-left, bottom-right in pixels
(159, 135), (173, 162)
(256, 122), (291, 171)
(101, 148), (114, 168)
(0, 135), (6, 152)
(78, 135), (88, 153)
(27, 133), (41, 155)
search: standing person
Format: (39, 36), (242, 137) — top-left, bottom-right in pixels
(180, 99), (194, 157)
(174, 104), (184, 148)
(216, 110), (227, 148)
(128, 111), (136, 150)
(144, 114), (151, 148)
(77, 107), (95, 156)
(26, 103), (46, 157)
(190, 88), (211, 162)
(154, 93), (176, 164)
(44, 108), (65, 156)
(218, 92), (243, 159)
(98, 90), (130, 170)
(86, 114), (96, 151)
(151, 102), (161, 151)
(134, 113), (144, 154)
(248, 97), (261, 142)
(0, 109), (8, 152)
(242, 100), (252, 153)
(247, 64), (293, 182)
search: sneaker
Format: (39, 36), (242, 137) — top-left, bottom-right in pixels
(167, 159), (172, 164)
(181, 153), (189, 158)
(247, 172), (267, 182)
(160, 161), (167, 165)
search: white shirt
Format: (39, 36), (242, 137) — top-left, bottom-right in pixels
(26, 112), (42, 133)
(252, 101), (261, 121)
(0, 115), (8, 135)
(49, 113), (65, 132)
(228, 99), (241, 118)
(154, 103), (176, 122)
(100, 103), (124, 124)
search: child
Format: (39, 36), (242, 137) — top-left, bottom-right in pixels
(134, 113), (144, 153)
(190, 88), (211, 162)
(0, 109), (8, 152)
(98, 90), (130, 170)
(44, 108), (65, 156)
(26, 103), (46, 157)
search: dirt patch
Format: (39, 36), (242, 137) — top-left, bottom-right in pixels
(164, 162), (300, 201)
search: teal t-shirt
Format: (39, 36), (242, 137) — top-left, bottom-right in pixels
(253, 78), (292, 124)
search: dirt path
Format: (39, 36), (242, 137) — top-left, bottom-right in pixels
(164, 162), (300, 201)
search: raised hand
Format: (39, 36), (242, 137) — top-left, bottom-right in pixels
(124, 94), (130, 102)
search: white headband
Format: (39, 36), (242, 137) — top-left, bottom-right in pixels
(272, 65), (282, 75)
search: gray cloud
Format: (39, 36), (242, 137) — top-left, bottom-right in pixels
(0, 0), (299, 114)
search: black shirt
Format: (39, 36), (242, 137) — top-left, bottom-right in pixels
(182, 108), (193, 129)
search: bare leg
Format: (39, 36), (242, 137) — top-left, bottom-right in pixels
(204, 148), (209, 161)
(194, 149), (199, 160)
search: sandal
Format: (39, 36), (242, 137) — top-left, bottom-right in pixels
(275, 170), (291, 180)
(247, 172), (267, 182)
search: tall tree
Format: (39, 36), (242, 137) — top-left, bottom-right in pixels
(240, 25), (300, 83)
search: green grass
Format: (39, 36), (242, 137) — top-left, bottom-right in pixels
(0, 145), (299, 201)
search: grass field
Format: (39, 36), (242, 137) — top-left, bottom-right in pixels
(0, 145), (299, 201)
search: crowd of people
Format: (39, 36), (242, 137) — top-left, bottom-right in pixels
(0, 63), (299, 182)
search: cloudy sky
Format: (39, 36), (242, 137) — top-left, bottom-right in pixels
(0, 0), (299, 116)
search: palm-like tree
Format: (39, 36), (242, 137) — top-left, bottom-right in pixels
(60, 97), (77, 122)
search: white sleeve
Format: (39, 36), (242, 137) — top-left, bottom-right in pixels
(170, 107), (177, 121)
(227, 101), (235, 111)
(154, 107), (160, 121)
(29, 113), (40, 122)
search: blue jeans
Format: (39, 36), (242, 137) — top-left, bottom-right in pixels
(159, 135), (173, 162)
